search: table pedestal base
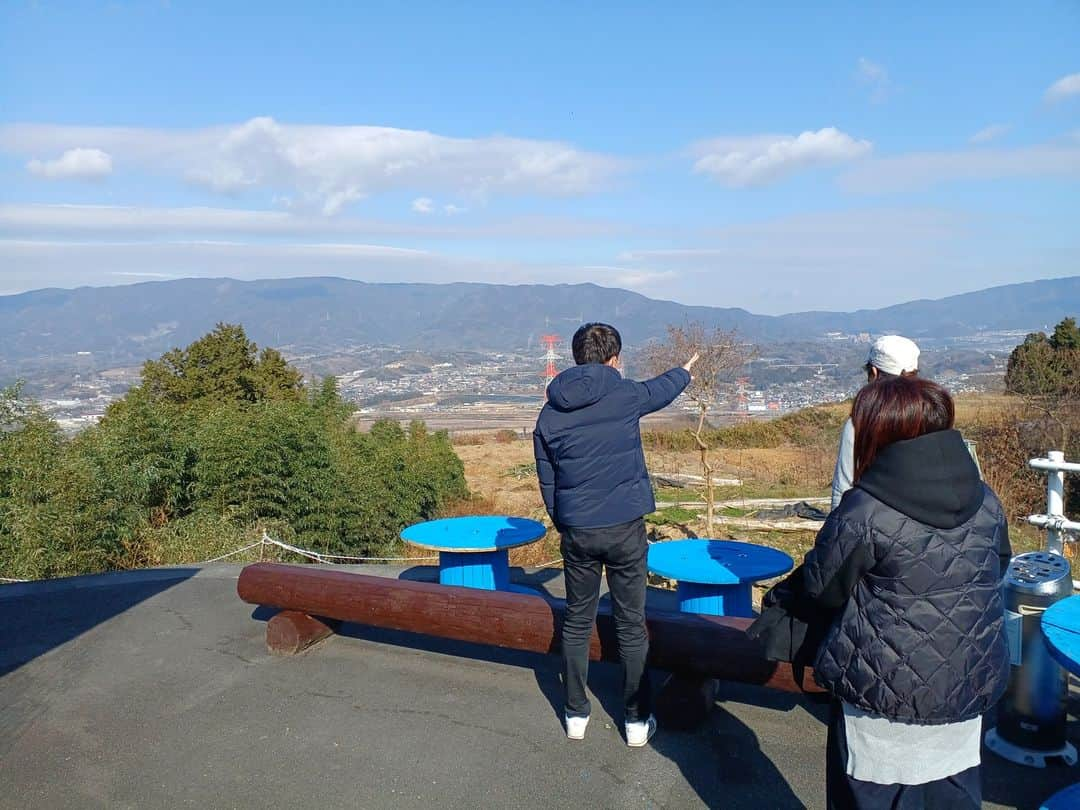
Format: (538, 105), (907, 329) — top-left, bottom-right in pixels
(677, 581), (752, 617)
(663, 580), (757, 728)
(655, 673), (719, 731)
(439, 550), (509, 590)
(506, 583), (541, 595)
(985, 728), (1078, 768)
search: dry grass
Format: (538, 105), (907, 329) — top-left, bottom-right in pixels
(450, 432), (488, 446)
(452, 440), (545, 516)
(436, 442), (561, 565)
(448, 392), (1070, 570)
(452, 421), (831, 568)
(953, 392), (1019, 429)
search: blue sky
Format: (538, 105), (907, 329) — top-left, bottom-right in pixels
(1, 0), (1077, 313)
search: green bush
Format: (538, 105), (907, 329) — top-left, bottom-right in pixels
(327, 418), (467, 556)
(646, 506), (700, 525)
(0, 329), (469, 578)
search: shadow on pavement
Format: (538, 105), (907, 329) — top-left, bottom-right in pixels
(533, 655), (810, 808)
(716, 678), (826, 718)
(651, 702), (806, 809)
(0, 568), (199, 677)
(397, 564), (563, 597)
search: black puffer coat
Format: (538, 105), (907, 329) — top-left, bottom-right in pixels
(805, 428), (1012, 724)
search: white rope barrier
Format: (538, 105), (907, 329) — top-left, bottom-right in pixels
(259, 533), (439, 563)
(195, 533), (441, 565)
(4, 531), (553, 580)
(200, 541), (265, 564)
(258, 535), (337, 562)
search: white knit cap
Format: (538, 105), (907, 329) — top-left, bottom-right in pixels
(867, 335), (920, 376)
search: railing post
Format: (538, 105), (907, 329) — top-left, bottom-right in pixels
(1027, 452), (1079, 590)
(1046, 450), (1066, 556)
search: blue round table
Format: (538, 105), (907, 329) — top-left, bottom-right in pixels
(401, 516), (546, 591)
(1040, 595), (1080, 810)
(1043, 595), (1080, 677)
(647, 539), (794, 617)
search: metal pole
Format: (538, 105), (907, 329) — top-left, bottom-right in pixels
(1047, 450), (1066, 556)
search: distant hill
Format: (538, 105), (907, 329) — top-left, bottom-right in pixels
(0, 275), (1076, 372)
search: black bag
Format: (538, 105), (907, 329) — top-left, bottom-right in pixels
(747, 563), (835, 669)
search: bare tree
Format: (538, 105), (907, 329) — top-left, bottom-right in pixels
(642, 323), (755, 534)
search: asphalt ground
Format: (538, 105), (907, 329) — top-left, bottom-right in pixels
(1, 564), (1076, 809)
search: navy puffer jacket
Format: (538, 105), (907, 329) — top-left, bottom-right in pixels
(806, 428), (1012, 724)
(533, 364), (690, 529)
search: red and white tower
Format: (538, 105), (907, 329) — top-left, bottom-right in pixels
(735, 377), (751, 416)
(541, 335), (561, 391)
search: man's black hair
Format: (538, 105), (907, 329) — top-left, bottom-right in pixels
(572, 323), (622, 365)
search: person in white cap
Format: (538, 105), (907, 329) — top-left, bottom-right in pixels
(830, 335), (920, 510)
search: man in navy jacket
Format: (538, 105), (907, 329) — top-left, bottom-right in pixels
(533, 322), (696, 747)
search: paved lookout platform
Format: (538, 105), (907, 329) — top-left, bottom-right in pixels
(1, 564), (1077, 809)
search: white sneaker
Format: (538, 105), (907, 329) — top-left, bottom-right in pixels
(565, 714), (589, 740)
(625, 715), (657, 747)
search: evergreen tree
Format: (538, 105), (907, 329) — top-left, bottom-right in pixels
(1004, 317), (1080, 510)
(251, 347), (305, 401)
(1006, 317), (1080, 397)
(139, 323), (303, 406)
(1051, 317), (1080, 351)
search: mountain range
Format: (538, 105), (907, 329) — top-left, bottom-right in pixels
(1, 275), (1077, 372)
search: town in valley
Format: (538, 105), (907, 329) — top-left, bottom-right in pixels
(26, 327), (1028, 435)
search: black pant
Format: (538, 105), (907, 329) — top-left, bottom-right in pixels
(826, 701), (981, 810)
(560, 518), (651, 724)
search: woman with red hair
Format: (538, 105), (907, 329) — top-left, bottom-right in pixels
(762, 377), (1011, 808)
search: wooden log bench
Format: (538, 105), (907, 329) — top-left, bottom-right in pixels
(237, 563), (823, 725)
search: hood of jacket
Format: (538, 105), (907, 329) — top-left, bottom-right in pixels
(545, 364), (622, 412)
(856, 428), (983, 529)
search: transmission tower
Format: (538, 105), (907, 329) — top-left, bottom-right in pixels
(541, 335), (561, 391)
(735, 377), (751, 418)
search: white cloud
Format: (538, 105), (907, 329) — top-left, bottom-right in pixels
(0, 239), (457, 300)
(411, 197), (434, 214)
(856, 57), (886, 83)
(0, 238), (687, 306)
(26, 147), (113, 180)
(443, 204), (466, 216)
(839, 140), (1080, 192)
(581, 265), (677, 290)
(1, 205), (1075, 314)
(0, 118), (623, 214)
(856, 57), (890, 103)
(0, 203), (631, 241)
(0, 239), (617, 296)
(619, 209), (964, 265)
(0, 239), (439, 288)
(610, 208), (1080, 313)
(1046, 73), (1080, 103)
(692, 128), (872, 187)
(969, 124), (1011, 144)
(2, 238), (432, 259)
